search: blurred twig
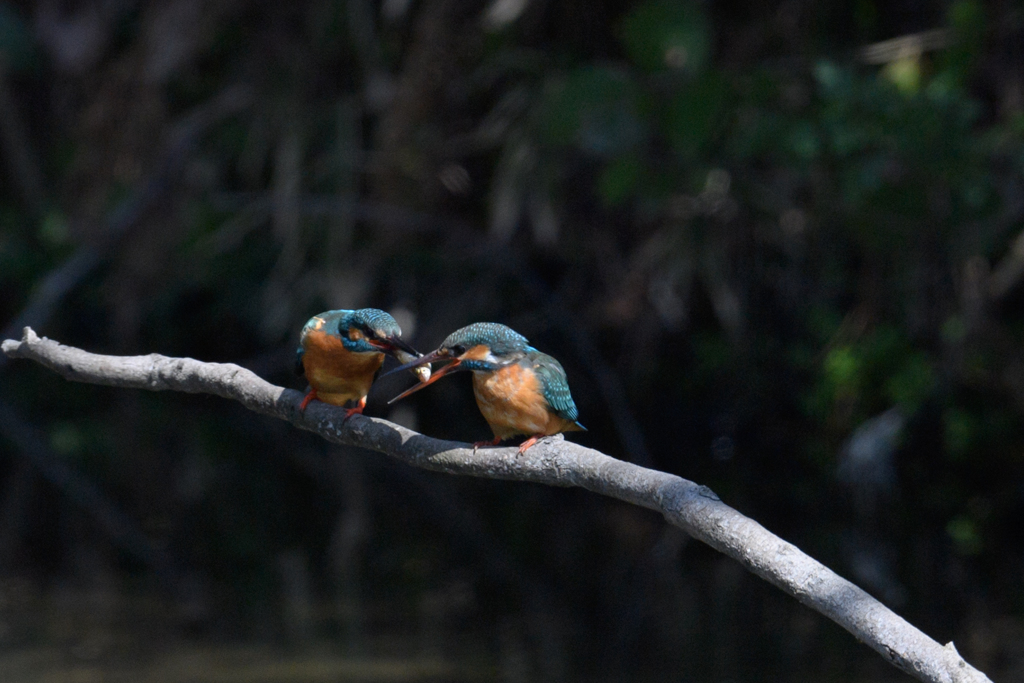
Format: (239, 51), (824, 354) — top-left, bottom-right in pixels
(254, 421), (570, 671)
(0, 400), (182, 586)
(0, 84), (252, 366)
(987, 230), (1024, 301)
(0, 458), (34, 573)
(0, 60), (47, 217)
(0, 84), (250, 606)
(372, 0), (466, 208)
(208, 192), (471, 232)
(286, 440), (569, 619)
(858, 29), (952, 64)
(329, 452), (370, 651)
(383, 461), (569, 681)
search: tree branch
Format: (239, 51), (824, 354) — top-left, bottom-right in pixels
(1, 327), (992, 683)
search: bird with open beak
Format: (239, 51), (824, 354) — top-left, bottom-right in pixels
(296, 308), (428, 417)
(387, 322), (585, 453)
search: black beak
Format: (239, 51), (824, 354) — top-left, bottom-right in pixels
(380, 347), (439, 379)
(369, 334), (420, 358)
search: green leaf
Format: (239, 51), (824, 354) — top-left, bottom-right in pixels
(788, 120), (821, 161)
(599, 154), (642, 206)
(943, 407), (977, 460)
(824, 346), (860, 397)
(938, 1), (985, 84)
(50, 422), (84, 456)
(946, 515), (983, 555)
(620, 0), (711, 74)
(38, 211), (70, 247)
(880, 56), (922, 95)
(885, 353), (936, 413)
(813, 60), (853, 98)
(539, 66), (647, 156)
(665, 72), (729, 156)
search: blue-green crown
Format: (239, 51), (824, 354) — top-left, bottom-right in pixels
(301, 308), (402, 353)
(346, 308), (402, 338)
(441, 323), (530, 356)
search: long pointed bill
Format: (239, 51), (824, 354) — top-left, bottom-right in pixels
(387, 355), (463, 404)
(369, 335), (420, 358)
(379, 349), (443, 379)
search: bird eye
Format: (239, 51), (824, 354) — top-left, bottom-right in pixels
(449, 344), (466, 356)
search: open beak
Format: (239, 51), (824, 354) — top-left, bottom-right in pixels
(386, 350), (463, 404)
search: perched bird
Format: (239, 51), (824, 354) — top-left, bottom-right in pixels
(387, 323), (585, 453)
(296, 308), (425, 417)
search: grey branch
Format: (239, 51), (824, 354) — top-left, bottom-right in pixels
(2, 327), (992, 683)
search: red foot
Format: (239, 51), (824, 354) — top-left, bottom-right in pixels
(299, 389), (318, 411)
(517, 435), (543, 454)
(343, 396), (368, 422)
(472, 437), (502, 454)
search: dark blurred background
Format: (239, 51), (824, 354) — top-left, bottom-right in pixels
(1, 0), (1023, 681)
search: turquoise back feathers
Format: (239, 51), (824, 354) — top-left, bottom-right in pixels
(527, 349), (581, 426)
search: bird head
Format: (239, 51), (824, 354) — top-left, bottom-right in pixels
(301, 308), (419, 358)
(386, 323), (529, 403)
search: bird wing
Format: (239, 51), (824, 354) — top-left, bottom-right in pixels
(295, 346), (305, 376)
(528, 350), (580, 423)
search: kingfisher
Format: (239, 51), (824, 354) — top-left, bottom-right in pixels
(387, 323), (585, 453)
(296, 308), (424, 417)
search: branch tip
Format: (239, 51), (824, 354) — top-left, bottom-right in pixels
(3, 327), (40, 357)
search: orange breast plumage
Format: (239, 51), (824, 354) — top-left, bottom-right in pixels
(472, 362), (580, 440)
(301, 329), (384, 406)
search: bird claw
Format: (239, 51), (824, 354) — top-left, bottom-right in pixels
(472, 437), (502, 455)
(517, 435), (543, 455)
(299, 390), (317, 412)
(339, 396), (368, 422)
